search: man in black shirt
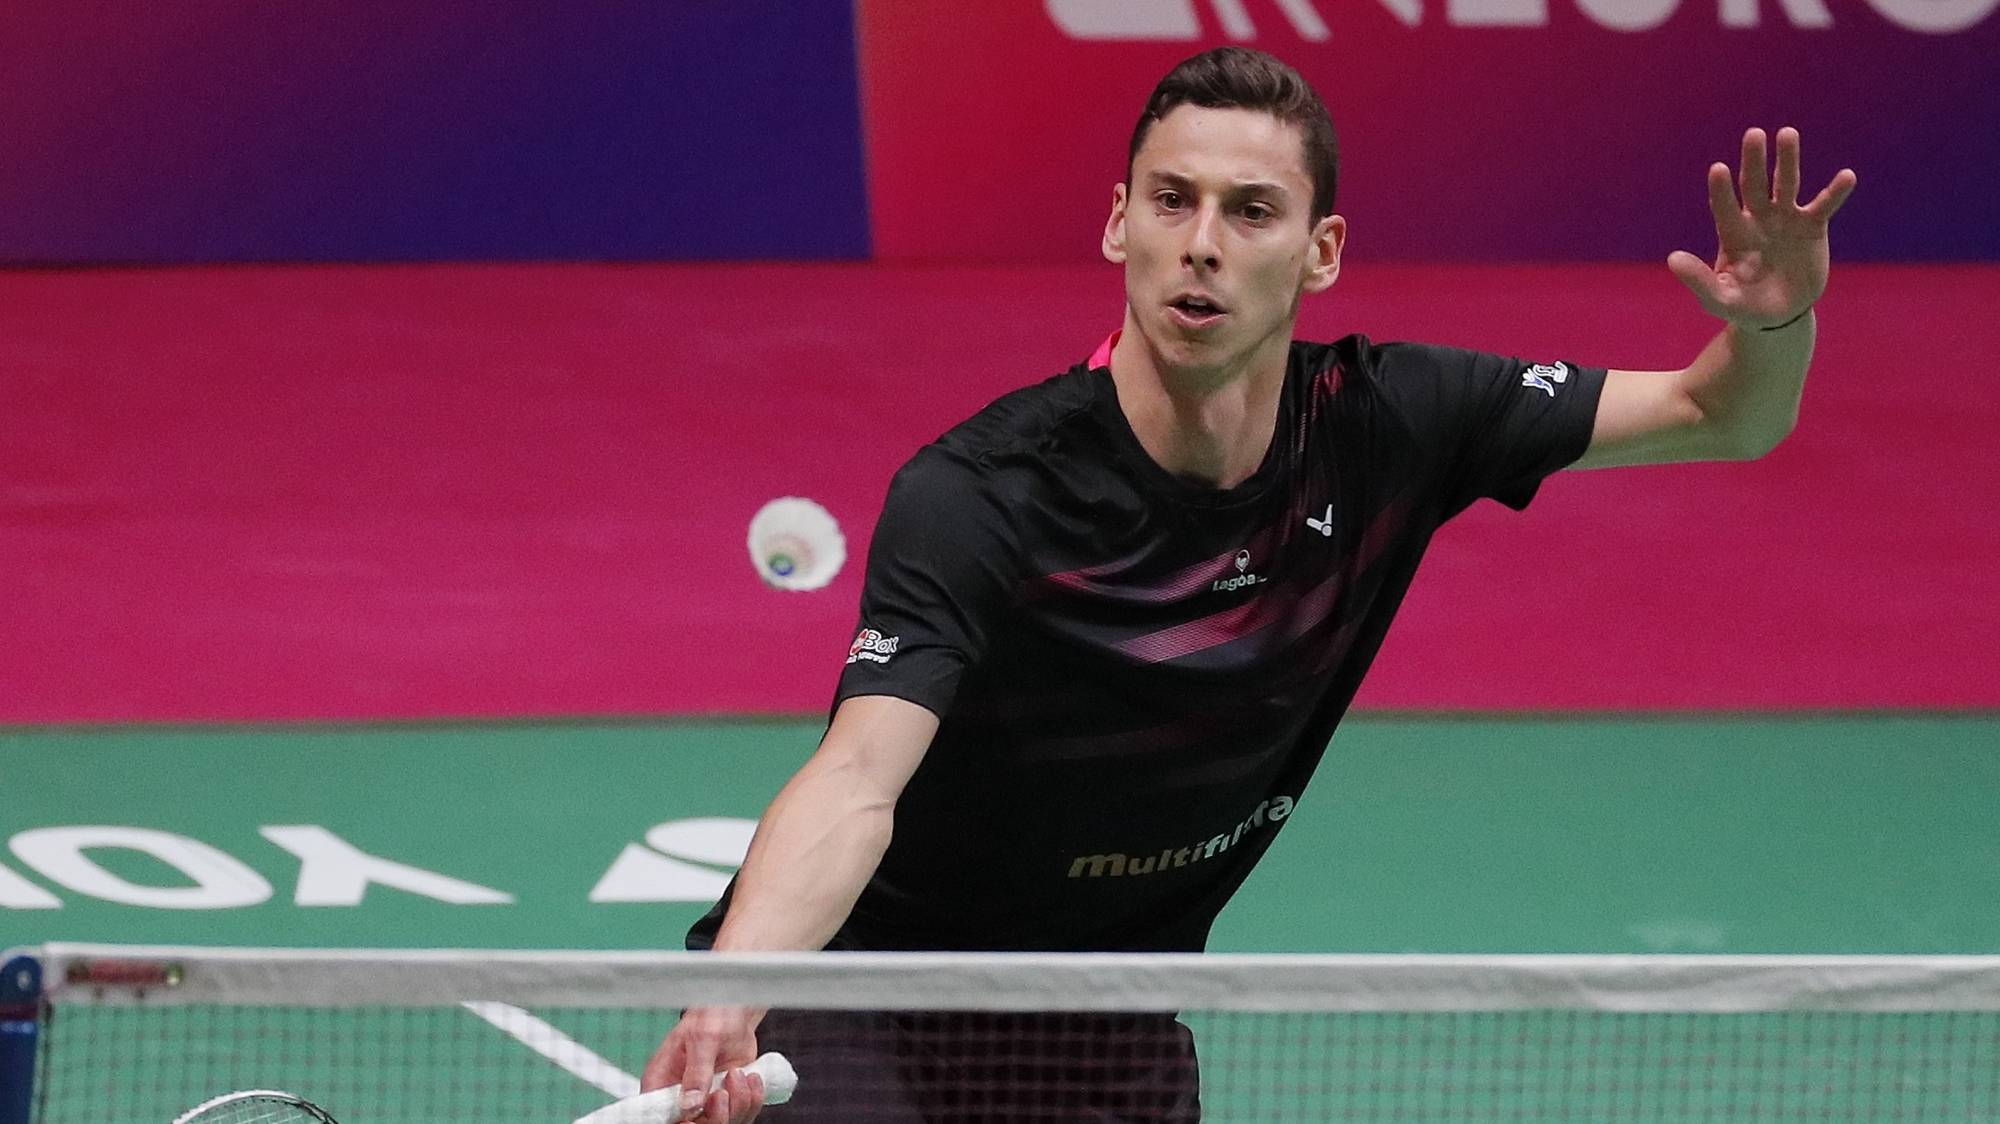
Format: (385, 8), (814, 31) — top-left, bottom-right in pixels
(645, 46), (1855, 1123)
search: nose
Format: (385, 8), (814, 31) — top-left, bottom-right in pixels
(1183, 201), (1222, 272)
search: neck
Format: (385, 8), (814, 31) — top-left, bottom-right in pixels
(1106, 313), (1293, 489)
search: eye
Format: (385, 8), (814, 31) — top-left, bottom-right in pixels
(1155, 190), (1185, 211)
(1241, 202), (1274, 223)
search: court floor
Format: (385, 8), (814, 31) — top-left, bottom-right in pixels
(12, 711), (1997, 1121)
(6, 714), (1996, 953)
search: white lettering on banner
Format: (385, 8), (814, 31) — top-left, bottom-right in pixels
(1213, 0), (1258, 37)
(1052, 0), (1990, 31)
(1048, 0), (1200, 38)
(1273, 0), (1337, 33)
(1576, 0), (1680, 29)
(1720, 0), (1832, 27)
(1862, 0), (1996, 32)
(1448, 0), (1546, 26)
(10, 826), (272, 909)
(1047, 0), (1331, 39)
(0, 858), (63, 909)
(259, 825), (512, 906)
(590, 818), (754, 903)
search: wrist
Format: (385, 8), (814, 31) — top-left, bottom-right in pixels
(1756, 305), (1814, 332)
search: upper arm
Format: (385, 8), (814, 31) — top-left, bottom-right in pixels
(1571, 367), (1733, 470)
(806, 694), (941, 806)
(1370, 342), (1605, 514)
(834, 450), (1021, 717)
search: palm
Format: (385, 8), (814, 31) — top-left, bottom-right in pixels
(1669, 128), (1858, 329)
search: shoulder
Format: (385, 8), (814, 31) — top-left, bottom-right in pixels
(1287, 334), (1453, 389)
(878, 367), (1097, 539)
(1289, 335), (1506, 456)
(1292, 335), (1479, 385)
(1297, 334), (1506, 414)
(1289, 333), (1431, 416)
(927, 364), (1101, 467)
(888, 364), (1100, 499)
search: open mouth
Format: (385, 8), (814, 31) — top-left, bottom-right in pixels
(1169, 296), (1227, 324)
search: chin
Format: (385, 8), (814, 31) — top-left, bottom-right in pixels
(1157, 325), (1236, 367)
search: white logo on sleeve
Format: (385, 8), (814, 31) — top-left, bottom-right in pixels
(1521, 361), (1571, 397)
(846, 628), (900, 665)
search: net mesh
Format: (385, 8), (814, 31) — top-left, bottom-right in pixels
(25, 947), (2000, 1123)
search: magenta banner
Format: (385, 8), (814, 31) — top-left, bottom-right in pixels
(859, 0), (1999, 260)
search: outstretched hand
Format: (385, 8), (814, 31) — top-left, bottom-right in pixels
(1668, 128), (1857, 329)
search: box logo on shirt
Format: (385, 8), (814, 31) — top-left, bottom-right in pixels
(1521, 361), (1571, 397)
(846, 628), (900, 665)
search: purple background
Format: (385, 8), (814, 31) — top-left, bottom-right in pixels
(0, 3), (870, 263)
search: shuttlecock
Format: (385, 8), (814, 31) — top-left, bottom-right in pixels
(747, 497), (846, 591)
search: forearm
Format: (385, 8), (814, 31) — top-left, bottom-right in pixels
(710, 755), (896, 955)
(1681, 309), (1816, 459)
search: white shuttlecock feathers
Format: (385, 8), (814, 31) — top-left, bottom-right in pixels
(746, 497), (846, 591)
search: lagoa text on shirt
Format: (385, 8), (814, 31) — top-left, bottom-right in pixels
(1211, 549), (1267, 593)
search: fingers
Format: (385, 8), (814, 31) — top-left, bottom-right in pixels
(1703, 161), (1754, 245)
(694, 1068), (765, 1124)
(641, 1033), (686, 1093)
(1773, 126), (1801, 207)
(1667, 250), (1725, 315)
(1805, 167), (1859, 223)
(680, 1047), (717, 1121)
(725, 1068), (766, 1123)
(647, 1008), (762, 1122)
(1739, 127), (1770, 213)
(1749, 126), (1857, 224)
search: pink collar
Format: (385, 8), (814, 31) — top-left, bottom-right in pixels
(1087, 330), (1120, 370)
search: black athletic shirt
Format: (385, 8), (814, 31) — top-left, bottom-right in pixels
(689, 333), (1605, 953)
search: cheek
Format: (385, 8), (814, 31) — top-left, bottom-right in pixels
(1247, 254), (1304, 308)
(1125, 240), (1176, 290)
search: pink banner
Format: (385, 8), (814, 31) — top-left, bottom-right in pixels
(4, 262), (1993, 720)
(859, 1), (1998, 261)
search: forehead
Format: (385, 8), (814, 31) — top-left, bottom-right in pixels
(1131, 104), (1311, 194)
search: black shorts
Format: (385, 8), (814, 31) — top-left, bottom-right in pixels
(751, 1008), (1201, 1123)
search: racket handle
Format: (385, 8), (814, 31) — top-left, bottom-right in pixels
(573, 1053), (796, 1124)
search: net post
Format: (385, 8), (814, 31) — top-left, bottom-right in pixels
(0, 952), (42, 1124)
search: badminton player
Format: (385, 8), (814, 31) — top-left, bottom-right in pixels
(645, 46), (1856, 1123)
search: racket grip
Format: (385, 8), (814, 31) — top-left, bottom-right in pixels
(573, 1053), (796, 1124)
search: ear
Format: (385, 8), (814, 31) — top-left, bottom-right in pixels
(1102, 183), (1129, 264)
(1300, 213), (1346, 294)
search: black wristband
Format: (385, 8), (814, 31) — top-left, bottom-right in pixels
(1759, 306), (1814, 332)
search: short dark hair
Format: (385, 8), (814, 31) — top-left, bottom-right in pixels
(1126, 47), (1339, 223)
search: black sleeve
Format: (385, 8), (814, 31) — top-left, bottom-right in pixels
(832, 448), (1021, 718)
(1369, 341), (1607, 517)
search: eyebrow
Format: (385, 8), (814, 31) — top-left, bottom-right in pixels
(1144, 171), (1292, 198)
